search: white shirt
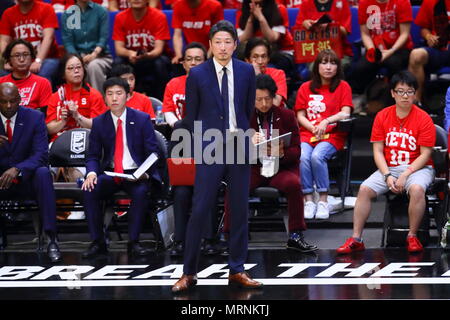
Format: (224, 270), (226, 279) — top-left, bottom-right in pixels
(213, 57), (237, 132)
(0, 113), (17, 136)
(110, 109), (138, 170)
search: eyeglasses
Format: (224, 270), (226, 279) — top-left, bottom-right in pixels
(10, 53), (32, 60)
(66, 65), (83, 72)
(394, 89), (415, 97)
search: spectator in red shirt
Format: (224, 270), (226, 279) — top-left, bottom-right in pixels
(108, 63), (156, 119)
(243, 37), (287, 107)
(0, 0), (60, 85)
(408, 0), (450, 106)
(277, 0), (301, 8)
(0, 39), (52, 112)
(237, 0), (295, 77)
(171, 0), (224, 64)
(108, 0), (160, 11)
(337, 71), (435, 255)
(294, 49), (352, 220)
(112, 0), (171, 100)
(348, 0), (413, 95)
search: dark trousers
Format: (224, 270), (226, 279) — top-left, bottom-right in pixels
(0, 167), (57, 233)
(348, 49), (410, 94)
(183, 163), (251, 275)
(173, 185), (216, 242)
(83, 174), (149, 242)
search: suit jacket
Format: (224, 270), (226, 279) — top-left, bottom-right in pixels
(250, 106), (300, 175)
(182, 58), (256, 151)
(0, 107), (48, 181)
(86, 107), (161, 181)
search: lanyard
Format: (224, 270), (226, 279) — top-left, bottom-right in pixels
(256, 112), (273, 139)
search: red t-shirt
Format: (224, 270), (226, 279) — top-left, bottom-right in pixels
(295, 0), (353, 57)
(265, 67), (287, 101)
(162, 75), (186, 119)
(0, 1), (60, 58)
(222, 0), (242, 9)
(127, 91), (156, 119)
(172, 0), (224, 49)
(371, 105), (436, 166)
(107, 0), (162, 11)
(294, 80), (353, 150)
(414, 0), (450, 48)
(236, 4), (294, 52)
(46, 84), (107, 142)
(358, 0), (414, 50)
(277, 0), (302, 9)
(0, 73), (51, 110)
(112, 7), (171, 52)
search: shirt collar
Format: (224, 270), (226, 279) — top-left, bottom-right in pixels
(110, 108), (127, 125)
(213, 57), (233, 74)
(0, 112), (17, 127)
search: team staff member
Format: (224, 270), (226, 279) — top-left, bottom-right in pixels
(0, 82), (61, 262)
(337, 71), (435, 254)
(0, 40), (52, 112)
(81, 77), (160, 258)
(172, 20), (262, 293)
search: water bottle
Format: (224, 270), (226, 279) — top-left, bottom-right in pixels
(76, 177), (85, 189)
(156, 105), (164, 124)
(441, 221), (450, 249)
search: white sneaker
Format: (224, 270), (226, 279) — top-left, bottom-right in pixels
(315, 201), (329, 219)
(304, 201), (317, 219)
(67, 211), (85, 220)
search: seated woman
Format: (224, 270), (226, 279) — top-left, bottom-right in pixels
(294, 49), (352, 220)
(236, 0), (294, 76)
(0, 39), (52, 112)
(46, 53), (107, 219)
(221, 74), (318, 253)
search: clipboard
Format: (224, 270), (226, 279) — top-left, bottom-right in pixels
(105, 152), (158, 180)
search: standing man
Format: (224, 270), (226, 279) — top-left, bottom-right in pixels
(0, 82), (61, 262)
(81, 77), (160, 258)
(336, 71), (436, 254)
(172, 20), (262, 293)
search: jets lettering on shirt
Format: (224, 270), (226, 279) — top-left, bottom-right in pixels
(385, 128), (416, 166)
(125, 32), (155, 49)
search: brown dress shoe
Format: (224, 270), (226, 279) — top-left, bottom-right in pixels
(228, 272), (263, 289)
(172, 274), (197, 293)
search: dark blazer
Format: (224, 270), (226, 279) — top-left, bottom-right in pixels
(86, 107), (160, 181)
(182, 57), (256, 140)
(0, 107), (48, 181)
(250, 106), (301, 174)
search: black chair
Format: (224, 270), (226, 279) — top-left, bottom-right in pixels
(103, 130), (172, 249)
(381, 124), (449, 247)
(149, 96), (163, 114)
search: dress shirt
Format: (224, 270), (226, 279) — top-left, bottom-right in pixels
(213, 57), (237, 132)
(0, 112), (17, 136)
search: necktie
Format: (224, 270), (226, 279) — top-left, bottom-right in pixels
(5, 119), (12, 143)
(221, 67), (228, 119)
(113, 118), (124, 184)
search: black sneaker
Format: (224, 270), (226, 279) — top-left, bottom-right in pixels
(286, 233), (318, 253)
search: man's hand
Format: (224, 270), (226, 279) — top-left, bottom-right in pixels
(0, 135), (8, 148)
(81, 174), (97, 192)
(426, 34), (440, 48)
(252, 132), (266, 145)
(128, 50), (139, 64)
(394, 172), (408, 193)
(30, 61), (42, 73)
(171, 54), (182, 64)
(380, 49), (394, 62)
(3, 62), (12, 71)
(83, 53), (97, 65)
(0, 167), (19, 190)
(386, 175), (400, 194)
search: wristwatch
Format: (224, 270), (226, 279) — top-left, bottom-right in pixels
(383, 172), (392, 182)
(35, 58), (42, 64)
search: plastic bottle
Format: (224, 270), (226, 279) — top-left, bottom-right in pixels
(156, 105), (164, 124)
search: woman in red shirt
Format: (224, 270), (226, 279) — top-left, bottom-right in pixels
(294, 49), (352, 220)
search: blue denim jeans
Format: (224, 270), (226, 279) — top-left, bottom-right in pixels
(38, 58), (59, 85)
(300, 141), (337, 194)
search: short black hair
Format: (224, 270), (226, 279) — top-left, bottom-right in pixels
(209, 20), (238, 41)
(103, 77), (130, 94)
(109, 64), (134, 78)
(2, 39), (36, 62)
(390, 70), (418, 91)
(256, 74), (277, 98)
(244, 37), (271, 60)
(183, 42), (208, 60)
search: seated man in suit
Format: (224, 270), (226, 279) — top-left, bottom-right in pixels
(81, 77), (160, 258)
(0, 82), (61, 262)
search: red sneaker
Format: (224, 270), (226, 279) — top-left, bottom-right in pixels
(336, 238), (365, 254)
(406, 236), (423, 253)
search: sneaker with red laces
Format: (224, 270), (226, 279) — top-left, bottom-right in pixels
(336, 237), (365, 254)
(406, 236), (423, 253)
(115, 211), (127, 218)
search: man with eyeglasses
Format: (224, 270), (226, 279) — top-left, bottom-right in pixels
(337, 71), (435, 255)
(0, 39), (52, 113)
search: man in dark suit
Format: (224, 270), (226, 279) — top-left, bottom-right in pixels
(0, 82), (61, 262)
(172, 20), (262, 293)
(81, 77), (160, 258)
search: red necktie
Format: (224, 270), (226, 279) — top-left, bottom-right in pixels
(5, 119), (12, 143)
(113, 118), (124, 184)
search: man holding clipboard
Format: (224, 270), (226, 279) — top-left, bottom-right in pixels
(81, 77), (160, 258)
